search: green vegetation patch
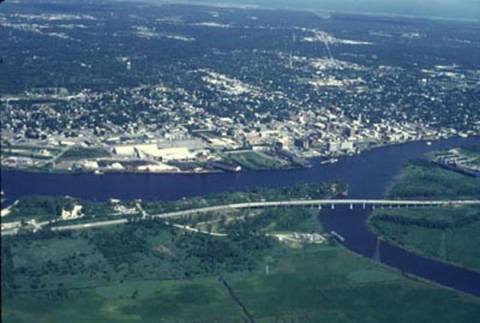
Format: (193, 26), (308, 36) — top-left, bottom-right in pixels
(370, 206), (480, 230)
(225, 207), (322, 234)
(1, 219), (278, 297)
(222, 151), (289, 170)
(387, 159), (480, 199)
(3, 245), (480, 323)
(58, 147), (110, 161)
(227, 247), (480, 323)
(347, 269), (400, 283)
(6, 196), (116, 222)
(143, 181), (347, 214)
(376, 154), (480, 272)
(369, 208), (480, 273)
(8, 196), (76, 221)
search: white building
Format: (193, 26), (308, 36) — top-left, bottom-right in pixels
(113, 146), (136, 156)
(340, 141), (354, 151)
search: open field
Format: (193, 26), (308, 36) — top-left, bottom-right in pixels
(57, 147), (111, 161)
(3, 243), (480, 323)
(222, 151), (290, 170)
(3, 204), (480, 322)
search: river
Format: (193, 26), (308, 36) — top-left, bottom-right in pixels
(1, 136), (480, 295)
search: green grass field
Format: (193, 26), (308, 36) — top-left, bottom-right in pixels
(222, 151), (289, 170)
(3, 245), (480, 323)
(227, 247), (480, 323)
(58, 147), (111, 161)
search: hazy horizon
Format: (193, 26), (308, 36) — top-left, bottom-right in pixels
(145, 0), (480, 21)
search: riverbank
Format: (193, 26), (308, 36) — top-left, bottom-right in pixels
(367, 156), (480, 273)
(3, 136), (471, 176)
(368, 219), (480, 275)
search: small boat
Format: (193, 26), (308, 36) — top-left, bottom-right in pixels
(94, 170), (104, 175)
(426, 141), (432, 146)
(330, 231), (345, 242)
(321, 158), (338, 165)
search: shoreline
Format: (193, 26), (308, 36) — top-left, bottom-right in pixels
(3, 136), (476, 176)
(367, 221), (480, 276)
(337, 236), (480, 298)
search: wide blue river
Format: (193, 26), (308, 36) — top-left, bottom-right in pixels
(2, 136), (480, 296)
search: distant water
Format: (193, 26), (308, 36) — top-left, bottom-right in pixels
(2, 136), (480, 295)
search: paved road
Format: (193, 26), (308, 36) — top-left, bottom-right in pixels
(2, 199), (480, 235)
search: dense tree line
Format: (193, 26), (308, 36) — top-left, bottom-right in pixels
(143, 181), (346, 214)
(90, 225), (149, 270)
(11, 196), (75, 220)
(371, 210), (480, 230)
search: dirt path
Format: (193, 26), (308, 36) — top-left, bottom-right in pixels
(219, 275), (255, 323)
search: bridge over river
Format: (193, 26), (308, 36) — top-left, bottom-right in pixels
(2, 198), (479, 235)
(147, 199), (480, 219)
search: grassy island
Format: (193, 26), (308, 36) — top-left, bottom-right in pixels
(370, 149), (480, 272)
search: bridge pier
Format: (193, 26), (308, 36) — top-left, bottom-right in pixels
(349, 203), (353, 210)
(331, 204), (335, 210)
(363, 203), (366, 210)
(318, 204), (322, 211)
